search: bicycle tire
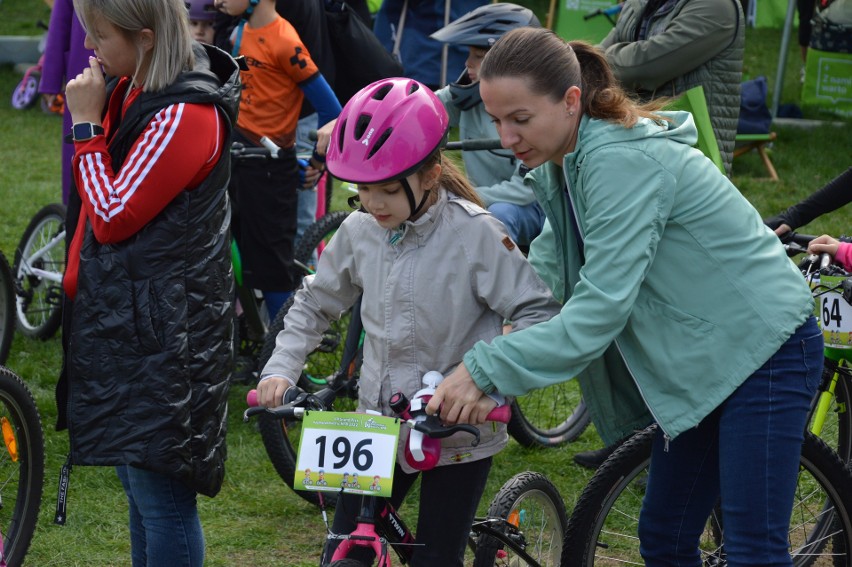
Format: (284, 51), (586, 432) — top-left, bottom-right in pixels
(808, 357), (852, 464)
(293, 210), (349, 275)
(0, 366), (45, 566)
(13, 203), (66, 339)
(508, 383), (590, 447)
(561, 425), (852, 566)
(473, 471), (568, 567)
(256, 292), (361, 509)
(0, 251), (15, 365)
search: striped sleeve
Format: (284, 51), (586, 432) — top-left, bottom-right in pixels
(73, 102), (225, 244)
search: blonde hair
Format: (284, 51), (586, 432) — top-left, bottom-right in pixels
(480, 28), (666, 127)
(73, 0), (194, 92)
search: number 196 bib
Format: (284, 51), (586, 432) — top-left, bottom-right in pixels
(294, 412), (400, 497)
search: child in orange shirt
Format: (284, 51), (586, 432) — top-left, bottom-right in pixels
(218, 0), (341, 318)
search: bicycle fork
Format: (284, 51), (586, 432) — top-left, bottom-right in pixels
(810, 358), (848, 437)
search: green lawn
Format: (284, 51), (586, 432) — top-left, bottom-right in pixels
(0, 2), (850, 565)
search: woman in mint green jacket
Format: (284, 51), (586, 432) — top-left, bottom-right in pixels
(427, 27), (823, 564)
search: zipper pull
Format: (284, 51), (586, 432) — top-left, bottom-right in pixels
(54, 454), (72, 525)
(663, 433), (671, 453)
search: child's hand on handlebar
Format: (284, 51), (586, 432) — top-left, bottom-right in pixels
(425, 363), (495, 425)
(256, 375), (297, 408)
(808, 235), (841, 258)
(314, 118), (337, 157)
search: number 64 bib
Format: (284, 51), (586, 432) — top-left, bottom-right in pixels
(294, 411), (401, 498)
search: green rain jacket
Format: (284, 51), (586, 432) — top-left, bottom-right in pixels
(462, 112), (813, 444)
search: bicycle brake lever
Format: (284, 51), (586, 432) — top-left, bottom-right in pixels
(406, 415), (482, 446)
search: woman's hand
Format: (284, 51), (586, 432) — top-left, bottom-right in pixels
(808, 234), (841, 257)
(256, 376), (296, 408)
(425, 363), (495, 425)
(65, 56), (106, 125)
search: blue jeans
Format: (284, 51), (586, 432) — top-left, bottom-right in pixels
(487, 201), (545, 247)
(296, 113), (319, 242)
(116, 466), (205, 567)
(638, 316), (823, 566)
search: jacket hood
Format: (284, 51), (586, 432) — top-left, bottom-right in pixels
(135, 42), (241, 126)
(574, 111), (698, 158)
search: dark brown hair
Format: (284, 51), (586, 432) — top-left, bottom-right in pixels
(412, 150), (484, 211)
(479, 27), (666, 127)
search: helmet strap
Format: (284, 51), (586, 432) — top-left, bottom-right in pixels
(401, 177), (431, 220)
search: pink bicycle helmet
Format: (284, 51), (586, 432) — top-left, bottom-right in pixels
(185, 0), (218, 21)
(327, 78), (450, 185)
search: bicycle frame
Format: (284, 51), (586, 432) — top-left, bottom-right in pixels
(325, 494), (416, 566)
(15, 230), (65, 285)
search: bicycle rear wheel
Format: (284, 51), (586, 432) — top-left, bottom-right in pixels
(561, 425), (852, 566)
(13, 204), (66, 339)
(0, 366), (45, 566)
(256, 293), (361, 508)
(473, 471), (568, 567)
(0, 251), (14, 365)
(508, 381), (590, 447)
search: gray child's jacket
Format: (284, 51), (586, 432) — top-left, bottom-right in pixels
(262, 189), (561, 471)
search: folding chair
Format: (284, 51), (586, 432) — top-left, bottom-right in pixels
(733, 132), (779, 181)
(664, 85), (726, 174)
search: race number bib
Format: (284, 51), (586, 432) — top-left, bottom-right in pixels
(812, 275), (852, 349)
(294, 412), (400, 497)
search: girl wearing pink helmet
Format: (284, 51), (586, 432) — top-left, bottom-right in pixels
(257, 77), (561, 565)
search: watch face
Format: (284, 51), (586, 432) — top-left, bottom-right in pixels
(73, 123), (103, 141)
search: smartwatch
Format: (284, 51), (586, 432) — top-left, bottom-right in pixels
(71, 122), (104, 142)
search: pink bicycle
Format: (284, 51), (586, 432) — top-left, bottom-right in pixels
(244, 384), (567, 566)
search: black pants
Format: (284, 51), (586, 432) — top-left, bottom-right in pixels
(229, 137), (300, 292)
(323, 457), (492, 566)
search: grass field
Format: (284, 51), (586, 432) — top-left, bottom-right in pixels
(0, 1), (850, 565)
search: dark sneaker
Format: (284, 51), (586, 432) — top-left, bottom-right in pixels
(573, 439), (624, 469)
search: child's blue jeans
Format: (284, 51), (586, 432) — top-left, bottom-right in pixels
(638, 316), (824, 566)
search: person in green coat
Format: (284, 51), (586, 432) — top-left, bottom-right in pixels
(427, 27), (822, 564)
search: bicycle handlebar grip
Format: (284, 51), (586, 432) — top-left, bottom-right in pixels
(486, 404), (511, 424)
(247, 389), (259, 407)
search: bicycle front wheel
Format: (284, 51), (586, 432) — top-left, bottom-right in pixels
(508, 381), (590, 447)
(0, 366), (45, 566)
(13, 203), (66, 339)
(0, 252), (14, 365)
(473, 471), (568, 567)
(562, 425), (852, 566)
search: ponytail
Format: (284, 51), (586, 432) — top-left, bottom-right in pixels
(570, 41), (667, 127)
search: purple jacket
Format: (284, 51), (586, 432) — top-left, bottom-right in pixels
(39, 0), (92, 95)
(39, 0), (94, 204)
